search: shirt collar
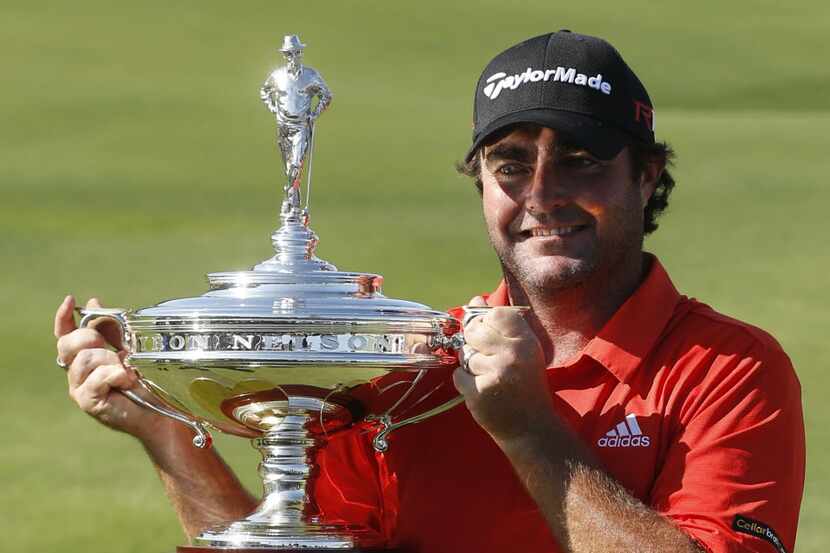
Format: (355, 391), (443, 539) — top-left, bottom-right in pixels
(484, 254), (681, 382)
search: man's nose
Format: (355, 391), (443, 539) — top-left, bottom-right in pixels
(525, 164), (570, 214)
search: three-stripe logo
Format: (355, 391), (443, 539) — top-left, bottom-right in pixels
(597, 414), (651, 448)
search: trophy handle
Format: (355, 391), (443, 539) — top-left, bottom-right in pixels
(370, 327), (468, 452)
(371, 306), (530, 452)
(78, 308), (214, 449)
(371, 394), (465, 453)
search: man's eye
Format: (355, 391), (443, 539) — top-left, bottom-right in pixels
(496, 164), (529, 177)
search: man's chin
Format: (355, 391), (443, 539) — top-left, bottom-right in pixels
(512, 256), (597, 292)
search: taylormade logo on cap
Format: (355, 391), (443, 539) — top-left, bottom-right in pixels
(466, 31), (656, 162)
(483, 66), (612, 100)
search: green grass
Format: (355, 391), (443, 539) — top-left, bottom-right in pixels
(1, 1), (827, 551)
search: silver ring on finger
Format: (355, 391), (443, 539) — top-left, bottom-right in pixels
(462, 350), (479, 375)
(56, 356), (69, 370)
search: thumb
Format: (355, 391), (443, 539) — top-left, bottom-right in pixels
(54, 295), (77, 338)
(467, 295), (488, 307)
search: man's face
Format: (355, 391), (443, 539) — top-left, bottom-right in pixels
(480, 125), (654, 294)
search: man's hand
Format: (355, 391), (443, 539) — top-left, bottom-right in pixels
(54, 295), (257, 539)
(452, 296), (555, 443)
(54, 295), (173, 441)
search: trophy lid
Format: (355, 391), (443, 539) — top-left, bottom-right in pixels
(128, 165), (450, 333)
(129, 264), (450, 331)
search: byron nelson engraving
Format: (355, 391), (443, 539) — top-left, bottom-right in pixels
(136, 332), (407, 354)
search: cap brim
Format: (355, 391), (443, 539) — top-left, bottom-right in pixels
(465, 109), (630, 162)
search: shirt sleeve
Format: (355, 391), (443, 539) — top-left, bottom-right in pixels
(648, 340), (805, 553)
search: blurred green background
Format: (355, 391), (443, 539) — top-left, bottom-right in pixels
(2, 0), (827, 551)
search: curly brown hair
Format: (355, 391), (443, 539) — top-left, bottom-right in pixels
(457, 140), (676, 235)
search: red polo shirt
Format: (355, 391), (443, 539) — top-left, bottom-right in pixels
(314, 256), (804, 553)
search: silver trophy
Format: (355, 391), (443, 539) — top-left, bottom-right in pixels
(78, 36), (480, 552)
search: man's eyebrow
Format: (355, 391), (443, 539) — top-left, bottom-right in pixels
(484, 144), (536, 164)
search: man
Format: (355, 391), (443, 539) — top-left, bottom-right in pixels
(55, 31), (804, 553)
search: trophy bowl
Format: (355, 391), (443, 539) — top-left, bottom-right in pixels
(75, 35), (476, 552)
(80, 264), (466, 551)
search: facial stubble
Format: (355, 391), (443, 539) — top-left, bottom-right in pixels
(488, 196), (646, 303)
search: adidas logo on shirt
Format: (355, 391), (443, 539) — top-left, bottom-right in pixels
(597, 414), (651, 448)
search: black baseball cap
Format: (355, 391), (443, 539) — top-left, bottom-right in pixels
(466, 30), (655, 162)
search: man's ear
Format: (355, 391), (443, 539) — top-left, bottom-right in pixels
(639, 157), (665, 208)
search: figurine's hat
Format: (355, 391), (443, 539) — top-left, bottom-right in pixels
(279, 35), (306, 53)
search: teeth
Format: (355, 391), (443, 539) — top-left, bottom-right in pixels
(531, 226), (581, 237)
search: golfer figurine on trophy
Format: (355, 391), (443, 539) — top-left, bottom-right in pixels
(260, 34), (332, 223)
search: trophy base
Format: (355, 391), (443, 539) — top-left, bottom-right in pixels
(180, 411), (393, 553)
(187, 517), (386, 552)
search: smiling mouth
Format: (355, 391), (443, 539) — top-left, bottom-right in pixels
(522, 225), (589, 239)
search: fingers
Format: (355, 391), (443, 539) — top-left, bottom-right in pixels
(457, 304), (541, 385)
(463, 317), (505, 356)
(55, 296), (124, 367)
(67, 348), (124, 389)
(54, 295), (77, 338)
(453, 358), (499, 397)
(463, 296), (532, 341)
(461, 345), (487, 376)
(464, 307), (533, 356)
(484, 307), (532, 339)
(57, 328), (108, 367)
(70, 362), (137, 414)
